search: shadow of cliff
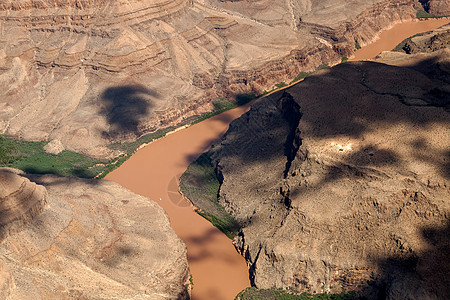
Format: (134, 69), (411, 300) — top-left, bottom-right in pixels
(184, 56), (450, 297)
(99, 85), (158, 139)
(184, 227), (241, 264)
(366, 223), (450, 299)
(208, 58), (449, 185)
(23, 172), (102, 187)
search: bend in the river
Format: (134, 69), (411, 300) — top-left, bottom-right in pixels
(105, 17), (449, 300)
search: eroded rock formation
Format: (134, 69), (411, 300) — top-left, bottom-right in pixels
(0, 168), (190, 299)
(210, 27), (450, 298)
(0, 0), (417, 158)
(0, 168), (48, 241)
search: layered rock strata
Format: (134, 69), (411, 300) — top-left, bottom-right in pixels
(0, 168), (48, 241)
(210, 28), (450, 298)
(0, 0), (417, 158)
(0, 168), (190, 299)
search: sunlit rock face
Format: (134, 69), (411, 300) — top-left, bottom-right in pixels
(0, 168), (48, 242)
(0, 168), (190, 299)
(210, 27), (450, 299)
(0, 0), (416, 158)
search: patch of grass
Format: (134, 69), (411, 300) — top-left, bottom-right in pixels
(0, 136), (17, 164)
(317, 64), (331, 70)
(341, 57), (348, 63)
(107, 125), (179, 154)
(355, 42), (361, 50)
(189, 274), (194, 289)
(180, 151), (240, 239)
(291, 72), (310, 84)
(236, 287), (358, 300)
(0, 136), (105, 178)
(275, 82), (288, 89)
(416, 9), (440, 19)
(195, 209), (240, 239)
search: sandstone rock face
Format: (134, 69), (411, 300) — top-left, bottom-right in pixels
(0, 168), (48, 241)
(210, 28), (450, 298)
(0, 168), (190, 299)
(0, 0), (416, 158)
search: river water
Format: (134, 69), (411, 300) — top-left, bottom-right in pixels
(105, 18), (449, 300)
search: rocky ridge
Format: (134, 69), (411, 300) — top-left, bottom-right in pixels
(0, 0), (418, 158)
(0, 168), (190, 299)
(210, 26), (450, 298)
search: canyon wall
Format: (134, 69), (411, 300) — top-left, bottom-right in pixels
(210, 27), (450, 298)
(0, 168), (190, 299)
(425, 0), (450, 15)
(0, 0), (417, 158)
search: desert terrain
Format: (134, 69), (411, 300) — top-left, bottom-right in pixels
(209, 23), (450, 299)
(0, 0), (426, 158)
(0, 0), (449, 299)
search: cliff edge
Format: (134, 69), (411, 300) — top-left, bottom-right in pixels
(210, 26), (450, 299)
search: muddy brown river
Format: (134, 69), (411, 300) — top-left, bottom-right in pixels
(105, 18), (449, 300)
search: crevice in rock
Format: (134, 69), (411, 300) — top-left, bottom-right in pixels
(418, 0), (431, 12)
(278, 91), (302, 178)
(249, 244), (263, 287)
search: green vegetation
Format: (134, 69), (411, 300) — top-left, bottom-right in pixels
(275, 82), (288, 89)
(0, 94), (258, 180)
(291, 72), (310, 84)
(416, 9), (440, 19)
(0, 136), (105, 178)
(354, 42), (361, 50)
(236, 287), (357, 300)
(180, 151), (240, 239)
(317, 64), (331, 70)
(191, 95), (256, 125)
(189, 274), (194, 289)
(341, 56), (348, 63)
(392, 32), (426, 52)
(105, 95), (256, 176)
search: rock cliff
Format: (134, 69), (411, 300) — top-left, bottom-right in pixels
(425, 0), (450, 16)
(0, 168), (190, 299)
(0, 0), (417, 158)
(210, 27), (450, 298)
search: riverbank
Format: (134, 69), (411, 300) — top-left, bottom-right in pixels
(105, 17), (449, 300)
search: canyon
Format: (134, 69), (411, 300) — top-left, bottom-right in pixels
(0, 0), (449, 299)
(0, 0), (424, 159)
(209, 24), (450, 298)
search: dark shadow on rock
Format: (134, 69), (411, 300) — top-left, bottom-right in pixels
(369, 223), (450, 299)
(186, 57), (450, 297)
(23, 171), (102, 187)
(100, 85), (158, 139)
(208, 59), (449, 190)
